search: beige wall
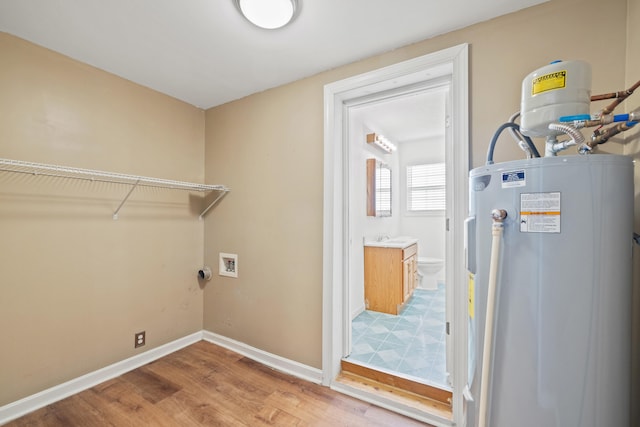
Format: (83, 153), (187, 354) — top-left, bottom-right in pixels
(204, 79), (324, 366)
(0, 33), (206, 405)
(203, 0), (637, 418)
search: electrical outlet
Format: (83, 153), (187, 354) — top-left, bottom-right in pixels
(135, 331), (145, 348)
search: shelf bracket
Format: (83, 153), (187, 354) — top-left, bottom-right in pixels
(199, 190), (228, 220)
(113, 179), (141, 220)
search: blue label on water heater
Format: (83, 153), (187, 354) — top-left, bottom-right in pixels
(502, 170), (526, 188)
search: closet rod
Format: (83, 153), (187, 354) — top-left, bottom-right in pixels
(0, 157), (230, 219)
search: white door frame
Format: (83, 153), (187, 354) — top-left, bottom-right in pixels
(322, 43), (469, 426)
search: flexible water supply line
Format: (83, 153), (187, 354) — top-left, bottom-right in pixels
(478, 209), (507, 427)
(546, 123), (585, 156)
(486, 122), (540, 164)
(507, 112), (521, 142)
(507, 112), (534, 158)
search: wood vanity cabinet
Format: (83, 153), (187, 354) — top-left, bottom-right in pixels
(364, 243), (418, 315)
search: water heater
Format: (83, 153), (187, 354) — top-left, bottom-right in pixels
(465, 154), (633, 427)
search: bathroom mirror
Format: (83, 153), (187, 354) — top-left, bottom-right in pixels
(366, 158), (391, 217)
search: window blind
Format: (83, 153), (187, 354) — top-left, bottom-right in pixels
(407, 162), (445, 211)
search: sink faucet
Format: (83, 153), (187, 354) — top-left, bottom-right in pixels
(376, 234), (390, 242)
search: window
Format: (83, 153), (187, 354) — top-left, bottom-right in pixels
(407, 162), (445, 211)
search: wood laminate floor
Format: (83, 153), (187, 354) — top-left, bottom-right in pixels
(6, 341), (432, 426)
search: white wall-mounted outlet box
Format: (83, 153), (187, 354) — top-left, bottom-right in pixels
(219, 252), (238, 278)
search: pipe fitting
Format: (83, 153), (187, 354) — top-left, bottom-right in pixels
(198, 267), (212, 281)
(491, 209), (507, 223)
(578, 143), (593, 155)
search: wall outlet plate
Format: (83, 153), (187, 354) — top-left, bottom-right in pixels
(134, 331), (145, 348)
(219, 252), (238, 278)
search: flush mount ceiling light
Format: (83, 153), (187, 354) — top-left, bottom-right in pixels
(235, 0), (299, 30)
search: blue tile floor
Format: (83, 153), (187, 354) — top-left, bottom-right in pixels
(348, 284), (449, 389)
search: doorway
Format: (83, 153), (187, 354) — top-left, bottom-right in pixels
(345, 84), (450, 389)
(322, 44), (469, 426)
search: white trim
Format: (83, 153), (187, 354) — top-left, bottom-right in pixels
(322, 43), (469, 425)
(0, 331), (203, 425)
(351, 303), (366, 320)
(202, 330), (323, 385)
(447, 42), (470, 427)
(331, 382), (454, 427)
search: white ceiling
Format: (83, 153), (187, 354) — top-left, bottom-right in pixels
(0, 0), (546, 110)
(351, 87), (449, 143)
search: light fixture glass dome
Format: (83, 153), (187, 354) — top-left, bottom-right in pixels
(235, 0), (298, 30)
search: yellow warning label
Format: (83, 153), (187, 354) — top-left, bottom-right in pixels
(468, 273), (475, 319)
(532, 70), (566, 95)
(520, 211), (561, 216)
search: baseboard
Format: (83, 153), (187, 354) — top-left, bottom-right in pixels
(0, 331), (203, 425)
(202, 330), (323, 385)
(351, 303), (365, 320)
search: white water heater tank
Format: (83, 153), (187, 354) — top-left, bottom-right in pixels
(520, 60), (591, 137)
(465, 154), (633, 427)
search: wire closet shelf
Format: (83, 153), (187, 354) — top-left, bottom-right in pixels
(0, 157), (229, 220)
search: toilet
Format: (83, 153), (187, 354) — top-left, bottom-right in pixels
(417, 257), (444, 290)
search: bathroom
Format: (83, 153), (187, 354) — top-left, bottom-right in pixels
(346, 85), (450, 388)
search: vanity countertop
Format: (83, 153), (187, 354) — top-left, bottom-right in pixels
(364, 236), (418, 249)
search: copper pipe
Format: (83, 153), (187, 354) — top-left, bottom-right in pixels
(592, 79), (640, 115)
(591, 92), (625, 102)
(590, 121), (637, 146)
